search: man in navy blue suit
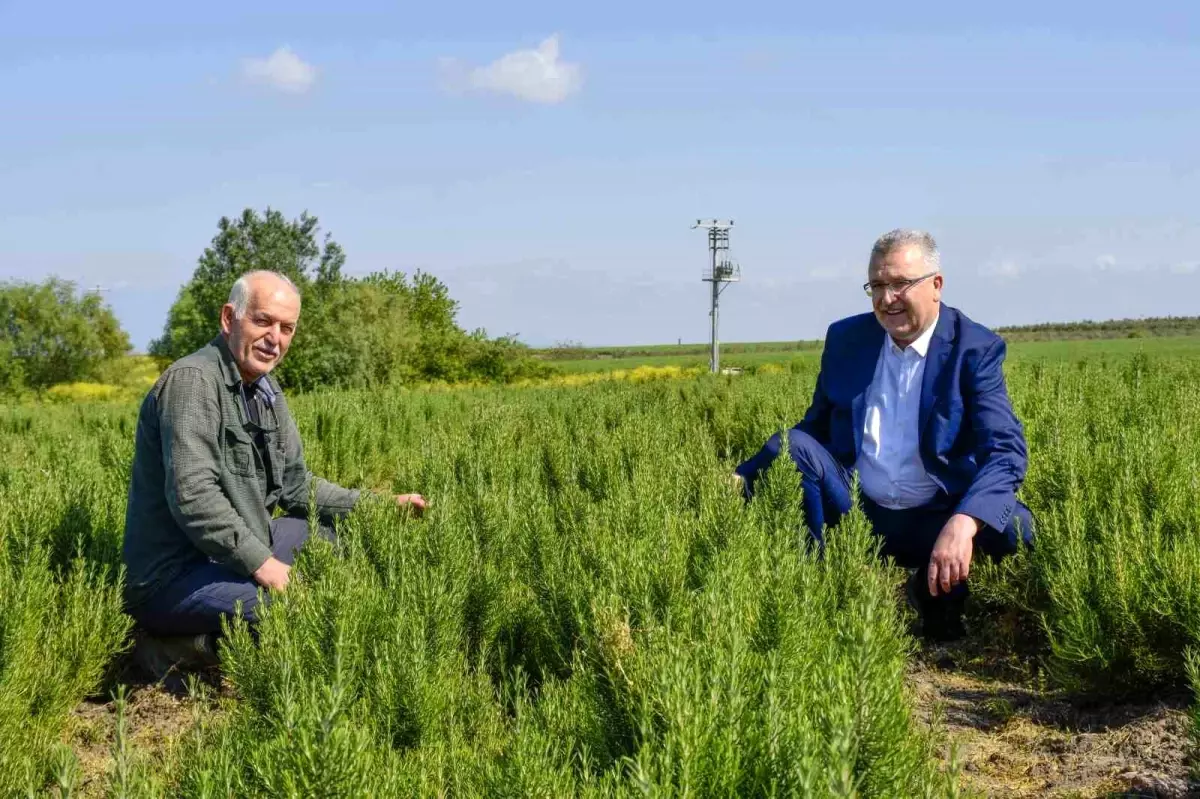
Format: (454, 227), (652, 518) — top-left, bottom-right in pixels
(735, 229), (1033, 641)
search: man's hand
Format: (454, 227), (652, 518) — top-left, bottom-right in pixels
(394, 493), (428, 517)
(253, 556), (291, 592)
(927, 513), (981, 596)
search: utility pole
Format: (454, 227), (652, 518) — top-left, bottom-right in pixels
(693, 219), (740, 373)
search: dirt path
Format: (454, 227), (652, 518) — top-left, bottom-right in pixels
(63, 660), (220, 797)
(910, 644), (1199, 798)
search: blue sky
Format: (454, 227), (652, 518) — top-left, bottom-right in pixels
(2, 1), (1198, 350)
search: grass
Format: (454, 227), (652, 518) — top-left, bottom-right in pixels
(548, 350), (823, 374)
(2, 335), (1200, 793)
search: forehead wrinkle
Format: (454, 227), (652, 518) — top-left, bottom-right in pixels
(249, 287), (301, 319)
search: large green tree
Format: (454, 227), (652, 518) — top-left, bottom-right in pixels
(0, 278), (131, 391)
(153, 208), (548, 391)
(150, 207), (344, 356)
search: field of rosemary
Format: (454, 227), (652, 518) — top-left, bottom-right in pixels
(2, 342), (1199, 796)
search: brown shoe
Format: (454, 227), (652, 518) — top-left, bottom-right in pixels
(131, 629), (220, 684)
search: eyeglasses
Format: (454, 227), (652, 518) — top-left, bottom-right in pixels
(863, 270), (939, 299)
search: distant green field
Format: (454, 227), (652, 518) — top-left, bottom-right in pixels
(549, 349), (822, 374)
(1006, 334), (1200, 360)
(547, 334), (1200, 374)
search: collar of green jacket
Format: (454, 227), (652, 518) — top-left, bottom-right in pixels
(213, 334), (243, 388)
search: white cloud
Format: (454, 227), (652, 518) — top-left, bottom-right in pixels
(458, 35), (583, 104)
(1094, 253), (1117, 271)
(1170, 261), (1200, 274)
(242, 47), (317, 94)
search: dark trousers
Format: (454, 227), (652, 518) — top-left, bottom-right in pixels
(736, 429), (1034, 602)
(131, 517), (332, 637)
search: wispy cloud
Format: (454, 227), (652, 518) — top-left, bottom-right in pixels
(1094, 253), (1117, 271)
(242, 47), (317, 94)
(444, 35), (583, 104)
(979, 258), (1022, 280)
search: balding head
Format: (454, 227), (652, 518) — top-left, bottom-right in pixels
(228, 271), (301, 319)
(220, 271), (302, 382)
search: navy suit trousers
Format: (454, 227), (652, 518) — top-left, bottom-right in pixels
(130, 516), (333, 636)
(736, 429), (1034, 594)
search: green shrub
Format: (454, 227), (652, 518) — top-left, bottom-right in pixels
(6, 340), (1200, 793)
(156, 381), (954, 796)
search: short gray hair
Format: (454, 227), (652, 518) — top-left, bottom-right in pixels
(228, 271), (301, 319)
(869, 229), (941, 272)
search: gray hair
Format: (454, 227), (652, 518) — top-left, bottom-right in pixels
(228, 271), (301, 319)
(869, 229), (941, 272)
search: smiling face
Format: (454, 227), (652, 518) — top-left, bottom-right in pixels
(868, 244), (942, 347)
(220, 274), (300, 383)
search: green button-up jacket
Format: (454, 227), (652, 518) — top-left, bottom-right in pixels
(122, 336), (359, 609)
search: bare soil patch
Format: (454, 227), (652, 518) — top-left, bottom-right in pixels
(64, 659), (223, 796)
(911, 642), (1199, 798)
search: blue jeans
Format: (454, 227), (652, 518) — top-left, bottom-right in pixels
(130, 517), (332, 636)
(735, 429), (1034, 597)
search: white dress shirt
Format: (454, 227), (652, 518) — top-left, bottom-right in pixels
(855, 317), (942, 509)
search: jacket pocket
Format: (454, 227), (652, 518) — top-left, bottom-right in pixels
(223, 425), (256, 477)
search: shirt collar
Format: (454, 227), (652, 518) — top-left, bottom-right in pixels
(888, 313), (940, 359)
(247, 375), (276, 406)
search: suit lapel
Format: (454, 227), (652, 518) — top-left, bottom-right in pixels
(919, 306), (954, 436)
(851, 319), (885, 456)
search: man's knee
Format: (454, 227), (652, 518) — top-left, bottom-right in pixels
(131, 566), (265, 637)
(784, 429), (833, 479)
(735, 428), (842, 503)
(270, 516), (335, 565)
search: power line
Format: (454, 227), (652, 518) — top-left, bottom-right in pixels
(693, 219), (740, 374)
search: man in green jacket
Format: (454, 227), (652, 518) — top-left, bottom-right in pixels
(123, 271), (425, 665)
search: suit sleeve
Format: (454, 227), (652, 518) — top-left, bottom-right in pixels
(954, 337), (1028, 532)
(734, 327), (835, 498)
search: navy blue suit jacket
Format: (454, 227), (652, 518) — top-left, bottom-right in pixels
(780, 304), (1027, 534)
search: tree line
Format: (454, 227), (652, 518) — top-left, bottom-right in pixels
(995, 316), (1200, 341)
(1, 208), (550, 395)
(7, 211), (1200, 397)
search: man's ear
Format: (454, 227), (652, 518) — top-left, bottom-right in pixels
(219, 304), (234, 335)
